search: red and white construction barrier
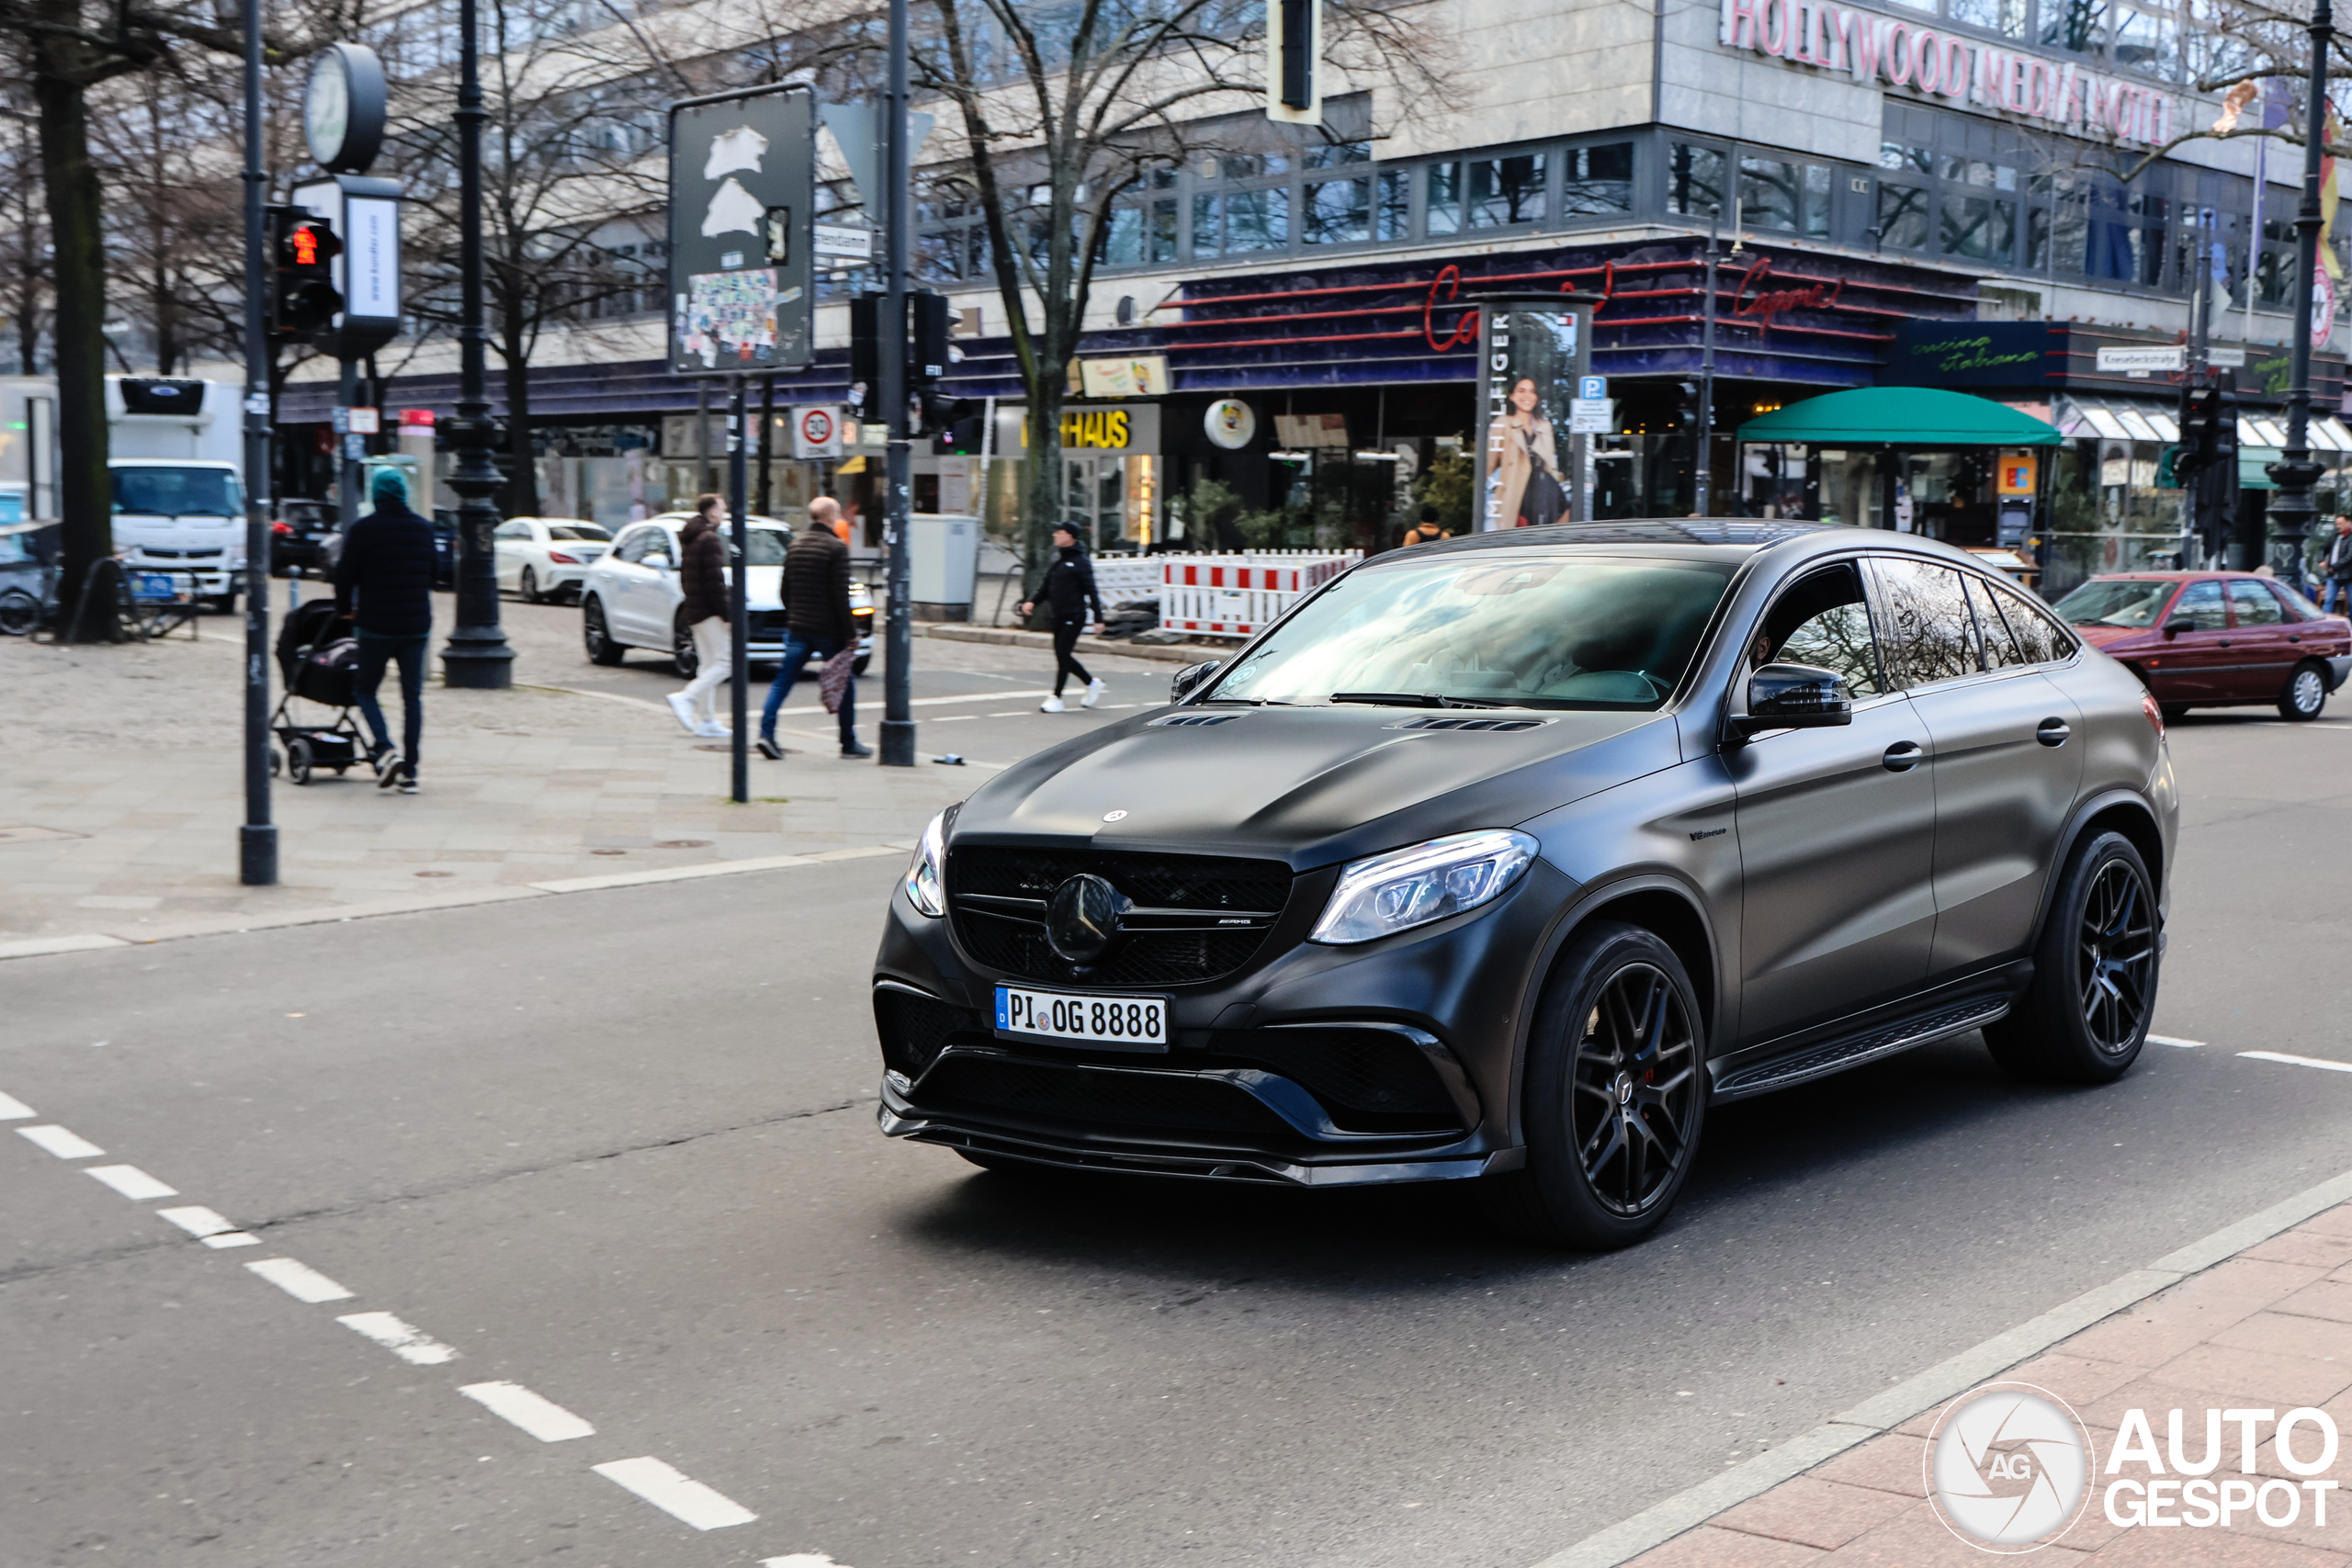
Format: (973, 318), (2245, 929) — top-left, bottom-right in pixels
(1158, 551), (1360, 637)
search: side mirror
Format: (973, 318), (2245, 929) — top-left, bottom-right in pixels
(1170, 660), (1225, 703)
(1728, 662), (1853, 740)
(2163, 615), (2194, 637)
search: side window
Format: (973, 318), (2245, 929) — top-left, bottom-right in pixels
(1988, 580), (2075, 664)
(2229, 580), (2283, 626)
(645, 530), (678, 566)
(1755, 563), (1883, 697)
(614, 527), (650, 563)
(1964, 575), (2027, 669)
(2174, 580), (2227, 629)
(1866, 558), (1980, 689)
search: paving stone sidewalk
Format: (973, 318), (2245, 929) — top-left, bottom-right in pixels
(1629, 1203), (2352, 1565)
(0, 626), (972, 945)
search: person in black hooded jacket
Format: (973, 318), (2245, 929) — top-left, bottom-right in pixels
(333, 469), (435, 792)
(1019, 523), (1107, 712)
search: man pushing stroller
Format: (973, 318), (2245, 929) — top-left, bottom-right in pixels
(333, 470), (435, 794)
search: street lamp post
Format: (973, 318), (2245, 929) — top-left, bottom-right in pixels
(877, 0), (915, 767)
(2267, 0), (2336, 572)
(437, 0), (514, 690)
(237, 0), (276, 886)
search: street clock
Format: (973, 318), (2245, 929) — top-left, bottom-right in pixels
(303, 43), (388, 175)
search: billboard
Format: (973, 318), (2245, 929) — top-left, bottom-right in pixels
(667, 85), (815, 376)
(1475, 296), (1599, 530)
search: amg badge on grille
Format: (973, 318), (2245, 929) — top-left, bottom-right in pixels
(1045, 873), (1131, 964)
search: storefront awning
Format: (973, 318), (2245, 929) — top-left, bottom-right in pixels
(1738, 387), (2063, 446)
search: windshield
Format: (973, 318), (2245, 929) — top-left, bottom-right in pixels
(549, 524), (611, 541)
(742, 527), (788, 566)
(1206, 552), (1739, 710)
(2052, 579), (2176, 627)
(112, 467), (242, 517)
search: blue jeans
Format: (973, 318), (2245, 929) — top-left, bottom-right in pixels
(2324, 579), (2349, 615)
(759, 634), (855, 745)
(354, 634), (426, 767)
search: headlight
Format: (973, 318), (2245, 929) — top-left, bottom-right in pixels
(1309, 829), (1537, 945)
(904, 808), (948, 917)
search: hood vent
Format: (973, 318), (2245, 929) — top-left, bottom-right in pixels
(1386, 716), (1550, 732)
(1152, 712), (1241, 727)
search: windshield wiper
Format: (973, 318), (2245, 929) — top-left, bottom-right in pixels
(1329, 692), (1501, 709)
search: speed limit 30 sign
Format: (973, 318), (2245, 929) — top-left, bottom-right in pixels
(791, 404), (843, 459)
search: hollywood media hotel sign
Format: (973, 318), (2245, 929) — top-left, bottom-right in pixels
(1720, 0), (2177, 146)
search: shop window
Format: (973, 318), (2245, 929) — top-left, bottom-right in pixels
(1878, 183), (1930, 249)
(1940, 194), (2015, 262)
(1948, 0), (2027, 35)
(1305, 176), (1370, 244)
(1668, 143), (1724, 220)
(1561, 142), (1634, 218)
(1375, 170), (1409, 241)
(1427, 163), (1463, 235)
(1468, 153), (1546, 227)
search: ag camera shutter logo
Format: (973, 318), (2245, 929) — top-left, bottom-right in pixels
(1924, 1382), (2094, 1551)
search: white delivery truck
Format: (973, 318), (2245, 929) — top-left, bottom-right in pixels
(0, 375), (248, 610)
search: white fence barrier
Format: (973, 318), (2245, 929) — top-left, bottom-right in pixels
(1092, 557), (1164, 604)
(1156, 551), (1361, 637)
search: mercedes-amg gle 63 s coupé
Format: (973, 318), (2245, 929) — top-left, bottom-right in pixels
(871, 523), (2177, 1247)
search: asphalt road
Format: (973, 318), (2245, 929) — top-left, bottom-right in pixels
(8, 709), (2352, 1568)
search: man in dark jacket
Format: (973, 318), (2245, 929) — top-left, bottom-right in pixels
(756, 496), (869, 759)
(665, 494), (733, 738)
(333, 469), (435, 794)
(2324, 515), (2352, 615)
(1018, 522), (1107, 711)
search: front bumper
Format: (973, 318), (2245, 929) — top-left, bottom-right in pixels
(2327, 654), (2352, 692)
(869, 855), (1578, 1186)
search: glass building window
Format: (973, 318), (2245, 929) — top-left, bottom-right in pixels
(1740, 156), (1830, 237)
(1947, 0), (2026, 35)
(1192, 192), (1221, 257)
(1305, 176), (1370, 243)
(1668, 144), (1724, 219)
(1104, 206), (1143, 266)
(1375, 169), (1409, 241)
(1427, 163), (1463, 235)
(1148, 197), (1178, 263)
(1940, 194), (2016, 262)
(1225, 186), (1289, 251)
(1879, 183), (1930, 249)
(1467, 153), (1545, 227)
(1305, 140), (1370, 169)
(2041, 0), (2109, 52)
(1561, 141), (1634, 217)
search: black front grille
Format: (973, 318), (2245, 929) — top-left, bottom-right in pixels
(749, 610), (788, 638)
(1207, 1027), (1464, 1132)
(919, 1053), (1296, 1141)
(873, 987), (985, 1078)
(947, 848), (1291, 987)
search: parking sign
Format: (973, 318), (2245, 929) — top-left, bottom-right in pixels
(1578, 375), (1607, 401)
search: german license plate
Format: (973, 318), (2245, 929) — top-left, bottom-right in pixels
(995, 986), (1168, 1046)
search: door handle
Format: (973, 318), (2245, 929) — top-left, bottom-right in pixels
(1883, 740), (1925, 773)
(2219, 638), (2233, 647)
(2036, 716), (2072, 747)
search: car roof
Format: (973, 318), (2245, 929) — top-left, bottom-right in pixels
(1376, 520), (2018, 579)
(2077, 570), (2273, 581)
(639, 511), (791, 528)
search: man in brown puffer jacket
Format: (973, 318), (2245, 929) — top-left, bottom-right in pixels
(757, 495), (870, 759)
(665, 493), (732, 737)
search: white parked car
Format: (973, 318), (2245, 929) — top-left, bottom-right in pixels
(493, 517), (613, 603)
(578, 513), (874, 675)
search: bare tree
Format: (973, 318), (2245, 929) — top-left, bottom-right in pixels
(0, 105), (47, 374)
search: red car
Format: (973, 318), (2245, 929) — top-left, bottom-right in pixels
(2051, 570), (2352, 721)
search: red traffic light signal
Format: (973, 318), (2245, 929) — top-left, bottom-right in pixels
(266, 206), (344, 339)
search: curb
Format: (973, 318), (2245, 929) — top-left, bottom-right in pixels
(0, 842), (913, 962)
(1532, 1160), (2352, 1568)
(920, 623), (1228, 666)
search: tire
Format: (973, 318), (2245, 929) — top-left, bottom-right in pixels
(2161, 704), (2191, 726)
(1983, 831), (2157, 1084)
(1479, 921), (1707, 1249)
(582, 597), (626, 666)
(853, 654), (871, 676)
(673, 617), (698, 679)
(520, 566), (543, 604)
(287, 737), (315, 786)
(0, 590), (38, 636)
(2278, 660), (2329, 721)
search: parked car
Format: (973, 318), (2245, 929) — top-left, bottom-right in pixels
(268, 499), (339, 575)
(579, 511), (873, 673)
(493, 517), (614, 602)
(0, 520), (56, 635)
(2051, 570), (2352, 722)
(873, 522), (2178, 1248)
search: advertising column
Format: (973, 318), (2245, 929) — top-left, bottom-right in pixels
(1474, 294), (1602, 530)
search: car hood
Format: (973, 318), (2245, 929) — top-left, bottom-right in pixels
(953, 705), (1682, 872)
(2069, 623), (2152, 649)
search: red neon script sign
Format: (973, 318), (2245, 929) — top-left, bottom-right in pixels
(1424, 265), (1475, 353)
(1731, 255), (1842, 335)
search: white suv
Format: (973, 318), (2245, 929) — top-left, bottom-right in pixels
(579, 513), (874, 675)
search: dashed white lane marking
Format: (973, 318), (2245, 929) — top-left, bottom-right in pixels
(84, 1164), (177, 1201)
(244, 1257), (356, 1303)
(17, 1123), (103, 1159)
(2241, 1050), (2352, 1074)
(337, 1311), (460, 1365)
(153, 1204), (259, 1247)
(459, 1380), (595, 1441)
(0, 1090), (34, 1119)
(591, 1456), (758, 1530)
(763, 1555), (847, 1567)
(2148, 1034), (2204, 1048)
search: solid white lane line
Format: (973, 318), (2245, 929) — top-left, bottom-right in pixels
(2148, 1034), (2204, 1047)
(0, 1090), (34, 1119)
(762, 1555), (846, 1567)
(336, 1312), (460, 1365)
(17, 1124), (103, 1159)
(155, 1204), (239, 1238)
(2241, 1050), (2352, 1074)
(83, 1164), (177, 1201)
(458, 1380), (595, 1442)
(591, 1456), (757, 1530)
(770, 689), (1052, 717)
(244, 1257), (356, 1303)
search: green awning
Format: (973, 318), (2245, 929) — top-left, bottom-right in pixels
(2242, 446), (2282, 490)
(1737, 387), (2063, 446)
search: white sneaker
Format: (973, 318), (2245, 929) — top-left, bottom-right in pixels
(665, 693), (697, 734)
(1080, 678), (1107, 709)
(1039, 695), (1067, 713)
(695, 720), (732, 739)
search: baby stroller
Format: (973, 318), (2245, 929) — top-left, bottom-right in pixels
(271, 598), (369, 784)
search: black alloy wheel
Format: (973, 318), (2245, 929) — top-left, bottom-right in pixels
(0, 590), (38, 636)
(2279, 660), (2329, 721)
(1483, 921), (1706, 1249)
(1984, 830), (2157, 1083)
(582, 598), (626, 665)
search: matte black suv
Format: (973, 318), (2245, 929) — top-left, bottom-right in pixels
(872, 523), (2178, 1247)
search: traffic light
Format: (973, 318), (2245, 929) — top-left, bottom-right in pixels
(923, 394), (986, 455)
(848, 293), (880, 394)
(266, 205), (343, 339)
(2177, 382), (2222, 477)
(909, 290), (951, 385)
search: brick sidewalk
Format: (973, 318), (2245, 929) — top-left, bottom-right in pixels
(1629, 1205), (2352, 1565)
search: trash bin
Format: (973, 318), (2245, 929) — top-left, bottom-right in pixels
(908, 513), (980, 621)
